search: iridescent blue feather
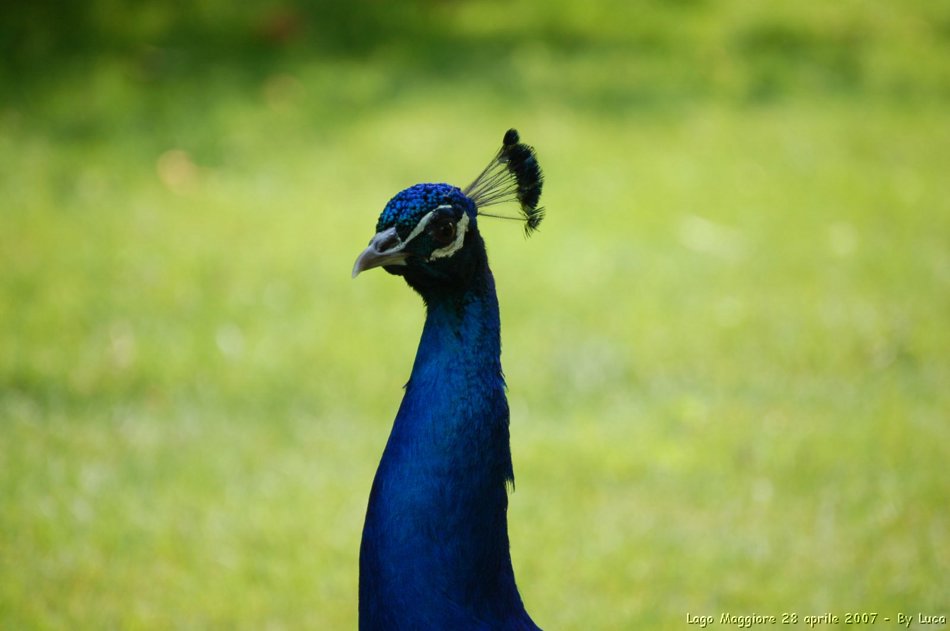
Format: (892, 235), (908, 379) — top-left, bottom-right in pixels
(356, 130), (545, 630)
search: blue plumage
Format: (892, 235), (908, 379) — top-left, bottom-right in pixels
(375, 183), (471, 236)
(352, 130), (544, 630)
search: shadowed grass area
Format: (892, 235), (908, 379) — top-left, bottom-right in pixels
(1, 1), (949, 628)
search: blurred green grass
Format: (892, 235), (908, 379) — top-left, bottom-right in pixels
(2, 0), (949, 628)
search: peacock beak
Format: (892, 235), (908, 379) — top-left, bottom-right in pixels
(352, 227), (409, 278)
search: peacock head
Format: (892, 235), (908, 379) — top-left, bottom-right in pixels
(351, 183), (479, 286)
(352, 129), (544, 290)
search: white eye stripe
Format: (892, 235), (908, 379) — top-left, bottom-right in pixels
(403, 210), (436, 245)
(403, 205), (459, 246)
(381, 205), (467, 260)
(429, 212), (469, 260)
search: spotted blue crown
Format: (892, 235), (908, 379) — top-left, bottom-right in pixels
(377, 184), (476, 240)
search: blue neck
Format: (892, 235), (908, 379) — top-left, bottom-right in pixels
(359, 263), (537, 630)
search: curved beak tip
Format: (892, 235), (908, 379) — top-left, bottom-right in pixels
(351, 246), (383, 279)
(351, 227), (408, 278)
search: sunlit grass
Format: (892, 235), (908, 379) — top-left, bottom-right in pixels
(2, 1), (949, 628)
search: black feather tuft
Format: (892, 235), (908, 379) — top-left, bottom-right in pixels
(464, 128), (545, 236)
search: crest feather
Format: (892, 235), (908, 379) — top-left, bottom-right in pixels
(464, 129), (545, 236)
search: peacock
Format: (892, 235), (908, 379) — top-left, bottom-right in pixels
(352, 129), (544, 630)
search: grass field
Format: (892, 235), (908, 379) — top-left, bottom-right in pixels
(1, 1), (948, 628)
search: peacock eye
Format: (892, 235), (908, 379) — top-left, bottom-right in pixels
(428, 218), (456, 246)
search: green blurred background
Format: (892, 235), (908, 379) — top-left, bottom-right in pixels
(2, 1), (948, 628)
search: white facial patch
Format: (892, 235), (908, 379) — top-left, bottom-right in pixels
(379, 205), (467, 262)
(403, 209), (437, 245)
(373, 207), (443, 256)
(429, 212), (469, 260)
(393, 204), (468, 261)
